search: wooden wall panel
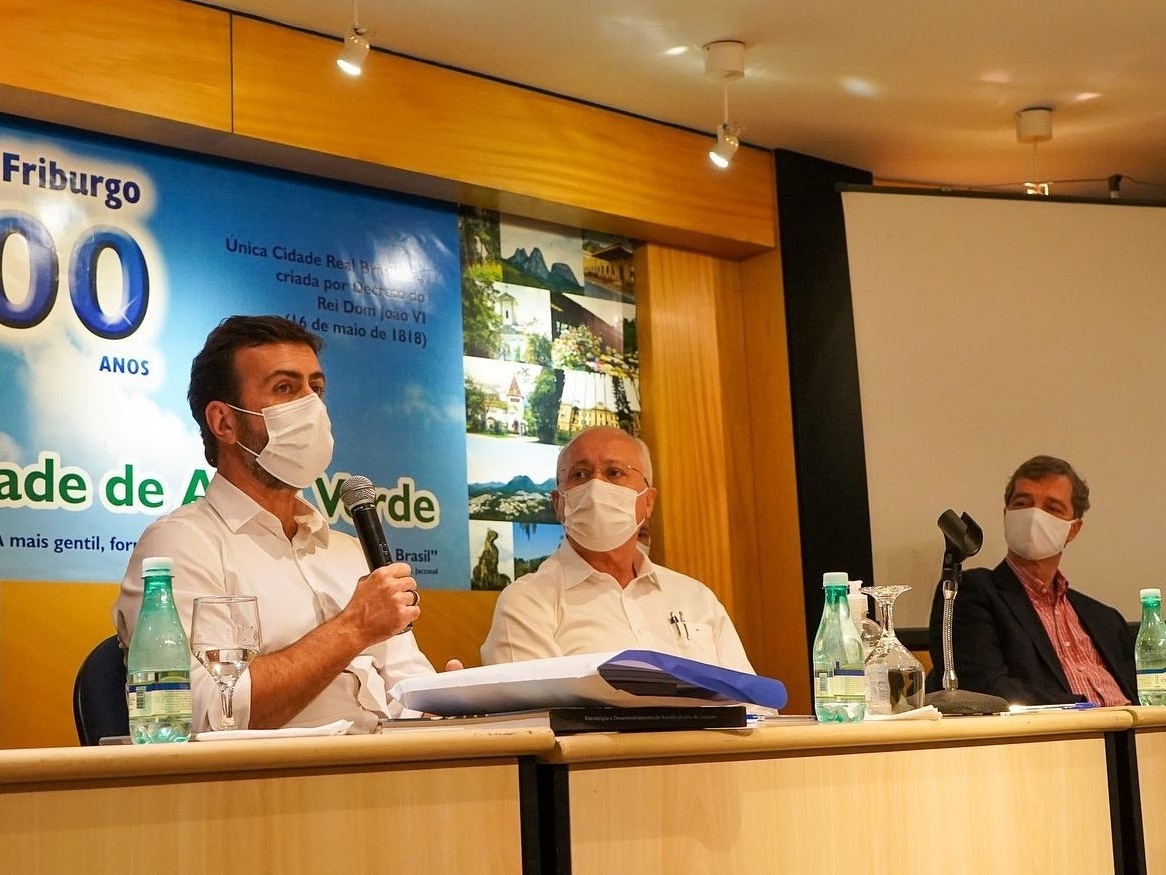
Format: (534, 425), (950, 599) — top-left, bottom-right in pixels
(739, 249), (809, 711)
(638, 243), (806, 711)
(638, 247), (754, 653)
(0, 0), (231, 131)
(637, 244), (738, 597)
(410, 591), (498, 671)
(0, 581), (121, 749)
(230, 17), (774, 258)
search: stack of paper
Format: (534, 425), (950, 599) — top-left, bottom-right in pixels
(389, 650), (788, 717)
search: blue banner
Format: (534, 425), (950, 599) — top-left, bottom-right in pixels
(0, 116), (469, 584)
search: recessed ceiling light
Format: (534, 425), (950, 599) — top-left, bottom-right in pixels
(840, 76), (878, 98)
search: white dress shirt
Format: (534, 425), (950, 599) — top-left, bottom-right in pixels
(113, 474), (434, 733)
(480, 540), (755, 673)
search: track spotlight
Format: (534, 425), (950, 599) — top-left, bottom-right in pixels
(337, 27), (370, 76)
(708, 83), (743, 169)
(709, 122), (741, 169)
(337, 0), (370, 76)
(1016, 106), (1053, 195)
(703, 41), (746, 169)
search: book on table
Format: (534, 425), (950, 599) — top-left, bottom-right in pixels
(378, 704), (750, 734)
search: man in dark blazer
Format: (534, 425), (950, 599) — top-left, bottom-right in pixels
(927, 455), (1136, 705)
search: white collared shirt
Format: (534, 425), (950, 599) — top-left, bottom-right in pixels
(480, 540), (755, 673)
(113, 474), (434, 733)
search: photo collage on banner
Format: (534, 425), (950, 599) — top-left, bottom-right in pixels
(459, 207), (640, 590)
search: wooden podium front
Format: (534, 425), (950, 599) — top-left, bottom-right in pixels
(0, 728), (554, 874)
(1, 711), (1148, 875)
(537, 711), (1133, 875)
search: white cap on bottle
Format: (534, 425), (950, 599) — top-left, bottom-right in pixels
(141, 556), (174, 576)
(822, 571), (849, 588)
(1140, 587), (1162, 600)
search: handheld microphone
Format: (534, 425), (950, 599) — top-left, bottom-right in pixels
(340, 475), (392, 571)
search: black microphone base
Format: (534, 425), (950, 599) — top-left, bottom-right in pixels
(925, 689), (1010, 716)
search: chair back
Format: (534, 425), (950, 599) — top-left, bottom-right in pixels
(72, 635), (129, 745)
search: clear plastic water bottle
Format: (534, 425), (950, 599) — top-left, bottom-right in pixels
(847, 579), (883, 660)
(1135, 587), (1166, 707)
(812, 571), (866, 722)
(126, 556), (193, 743)
(848, 579), (883, 714)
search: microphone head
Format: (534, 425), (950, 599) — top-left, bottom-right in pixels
(937, 509), (983, 561)
(340, 475), (376, 512)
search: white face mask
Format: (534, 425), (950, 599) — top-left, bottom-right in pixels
(560, 478), (649, 552)
(229, 393), (334, 489)
(1004, 507), (1075, 561)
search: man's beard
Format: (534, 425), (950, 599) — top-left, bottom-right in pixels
(236, 413), (289, 490)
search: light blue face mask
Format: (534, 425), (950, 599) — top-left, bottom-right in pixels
(228, 393), (334, 489)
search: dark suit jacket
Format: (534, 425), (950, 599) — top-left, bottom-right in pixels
(925, 560), (1136, 705)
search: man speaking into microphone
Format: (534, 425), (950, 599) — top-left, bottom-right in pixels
(114, 315), (446, 733)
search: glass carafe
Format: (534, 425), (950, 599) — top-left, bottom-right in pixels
(860, 585), (926, 714)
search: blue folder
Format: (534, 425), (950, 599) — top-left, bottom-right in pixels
(598, 650), (788, 710)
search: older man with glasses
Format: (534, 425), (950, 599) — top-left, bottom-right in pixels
(480, 426), (755, 672)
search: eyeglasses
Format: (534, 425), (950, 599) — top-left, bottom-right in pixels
(559, 463), (648, 489)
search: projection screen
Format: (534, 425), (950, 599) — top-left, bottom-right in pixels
(841, 188), (1166, 629)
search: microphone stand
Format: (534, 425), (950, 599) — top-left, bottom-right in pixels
(925, 510), (1009, 715)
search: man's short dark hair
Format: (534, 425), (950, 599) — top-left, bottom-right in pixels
(1004, 455), (1090, 518)
(188, 315), (324, 466)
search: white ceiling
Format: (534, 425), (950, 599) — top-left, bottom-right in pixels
(214, 1), (1166, 201)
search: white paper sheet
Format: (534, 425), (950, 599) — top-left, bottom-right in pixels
(389, 650), (788, 716)
(193, 719), (353, 741)
(862, 706), (942, 722)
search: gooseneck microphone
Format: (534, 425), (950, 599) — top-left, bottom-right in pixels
(925, 509), (1007, 715)
(340, 475), (392, 571)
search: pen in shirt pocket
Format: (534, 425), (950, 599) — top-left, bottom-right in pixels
(669, 610), (690, 640)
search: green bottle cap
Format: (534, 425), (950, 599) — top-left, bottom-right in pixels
(1140, 587), (1162, 600)
(141, 556), (174, 576)
(822, 571), (849, 588)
